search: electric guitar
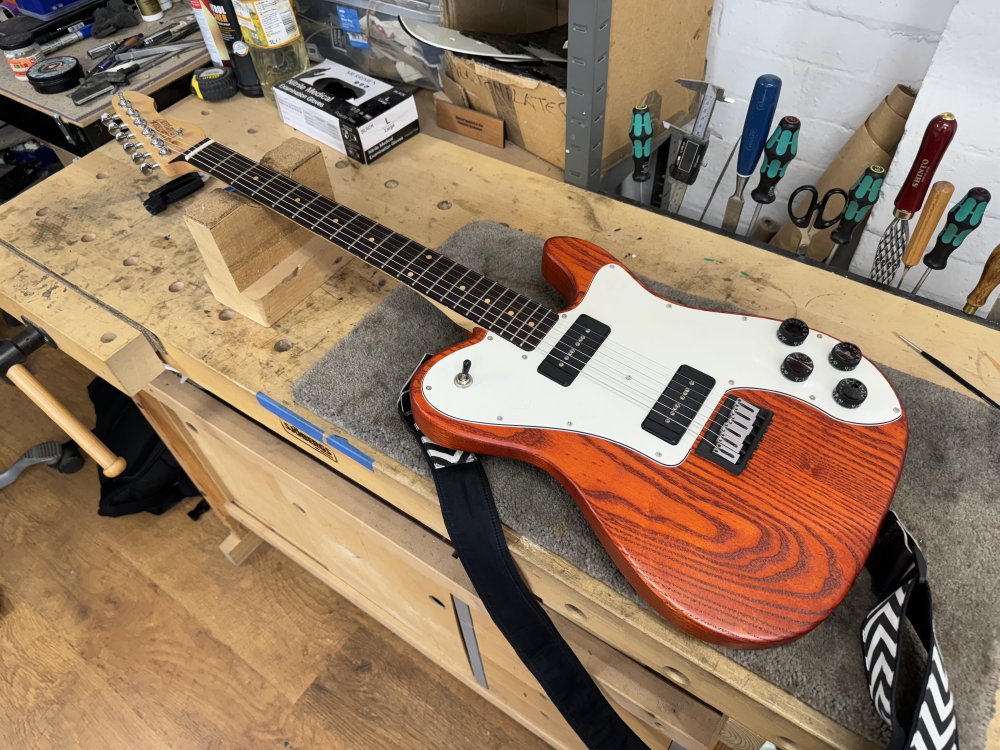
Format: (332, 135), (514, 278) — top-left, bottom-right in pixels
(107, 93), (908, 648)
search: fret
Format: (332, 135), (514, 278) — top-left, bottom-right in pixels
(185, 142), (558, 351)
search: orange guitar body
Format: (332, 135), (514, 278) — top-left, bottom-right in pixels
(410, 237), (908, 648)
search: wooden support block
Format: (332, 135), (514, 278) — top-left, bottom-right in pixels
(183, 137), (350, 326)
(219, 529), (264, 566)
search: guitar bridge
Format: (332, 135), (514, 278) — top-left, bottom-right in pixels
(695, 396), (772, 475)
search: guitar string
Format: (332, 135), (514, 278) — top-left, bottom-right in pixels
(183, 145), (736, 425)
(137, 135), (750, 434)
(179, 142), (750, 432)
(178, 139), (718, 389)
(182, 142), (726, 408)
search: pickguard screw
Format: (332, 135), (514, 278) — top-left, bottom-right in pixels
(893, 407), (900, 413)
(655, 452), (662, 458)
(521, 354), (527, 359)
(497, 416), (503, 421)
(741, 316), (748, 321)
(425, 385), (432, 391)
(567, 421), (573, 426)
(487, 335), (493, 340)
(728, 379), (735, 385)
(809, 395), (816, 400)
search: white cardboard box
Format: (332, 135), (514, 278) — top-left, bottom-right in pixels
(274, 59), (419, 164)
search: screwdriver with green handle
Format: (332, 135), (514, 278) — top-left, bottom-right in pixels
(745, 116), (799, 236)
(621, 104), (653, 204)
(825, 164), (885, 264)
(911, 187), (991, 294)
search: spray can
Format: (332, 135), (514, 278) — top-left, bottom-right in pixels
(189, 0), (229, 66)
(208, 0), (263, 97)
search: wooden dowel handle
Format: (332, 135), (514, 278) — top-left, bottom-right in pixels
(6, 364), (126, 478)
(901, 181), (954, 269)
(964, 244), (1000, 315)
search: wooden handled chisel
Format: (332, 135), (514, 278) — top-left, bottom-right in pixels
(895, 181), (954, 287)
(964, 244), (1000, 315)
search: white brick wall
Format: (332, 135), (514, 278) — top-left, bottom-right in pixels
(851, 0), (1000, 317)
(681, 0), (953, 242)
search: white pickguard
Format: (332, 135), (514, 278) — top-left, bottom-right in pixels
(421, 265), (903, 467)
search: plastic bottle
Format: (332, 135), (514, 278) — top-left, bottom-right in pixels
(231, 0), (309, 102)
(136, 0), (163, 22)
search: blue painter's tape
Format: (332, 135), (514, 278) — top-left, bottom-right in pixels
(325, 434), (374, 471)
(256, 392), (324, 441)
(256, 392), (374, 471)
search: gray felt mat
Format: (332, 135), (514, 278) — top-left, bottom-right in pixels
(294, 222), (1000, 747)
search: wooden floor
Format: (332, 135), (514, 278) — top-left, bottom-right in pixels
(0, 338), (547, 749)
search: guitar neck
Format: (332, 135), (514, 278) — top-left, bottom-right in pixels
(181, 139), (557, 351)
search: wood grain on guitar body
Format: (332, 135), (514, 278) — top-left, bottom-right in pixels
(107, 93), (909, 648)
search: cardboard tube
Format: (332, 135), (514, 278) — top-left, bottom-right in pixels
(750, 216), (781, 243)
(771, 85), (916, 260)
(7, 364), (126, 477)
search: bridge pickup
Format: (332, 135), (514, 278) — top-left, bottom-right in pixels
(695, 396), (772, 475)
(641, 365), (715, 445)
(537, 314), (611, 387)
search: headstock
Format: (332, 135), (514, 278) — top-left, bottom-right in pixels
(102, 91), (205, 178)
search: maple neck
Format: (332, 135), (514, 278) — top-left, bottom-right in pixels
(181, 139), (558, 351)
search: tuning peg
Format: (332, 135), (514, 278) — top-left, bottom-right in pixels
(122, 141), (138, 151)
(124, 106), (136, 117)
(132, 116), (146, 127)
(130, 150), (148, 163)
(157, 145), (172, 156)
(139, 162), (160, 175)
(149, 135), (163, 147)
(114, 130), (133, 142)
(100, 112), (118, 124)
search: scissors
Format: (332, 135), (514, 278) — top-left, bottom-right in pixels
(787, 185), (848, 256)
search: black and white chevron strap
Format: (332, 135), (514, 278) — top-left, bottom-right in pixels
(862, 512), (958, 750)
(398, 361), (479, 470)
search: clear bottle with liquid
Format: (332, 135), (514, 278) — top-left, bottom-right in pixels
(231, 0), (309, 102)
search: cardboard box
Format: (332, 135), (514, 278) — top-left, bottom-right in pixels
(273, 59), (420, 165)
(435, 97), (505, 148)
(445, 52), (565, 168)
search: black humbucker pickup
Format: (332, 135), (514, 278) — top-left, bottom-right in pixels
(641, 365), (716, 445)
(537, 314), (611, 387)
(695, 395), (772, 475)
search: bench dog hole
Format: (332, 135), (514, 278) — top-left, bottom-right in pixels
(123, 256), (139, 266)
(100, 332), (116, 343)
(81, 233), (96, 242)
(274, 339), (293, 352)
(35, 207), (49, 217)
(563, 603), (587, 620)
(218, 309), (235, 321)
(168, 281), (185, 292)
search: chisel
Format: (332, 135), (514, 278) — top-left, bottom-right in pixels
(963, 244), (1000, 315)
(621, 104), (653, 204)
(869, 113), (957, 284)
(894, 181), (953, 287)
(911, 187), (991, 295)
(721, 74), (781, 233)
(826, 165), (885, 264)
(745, 115), (799, 236)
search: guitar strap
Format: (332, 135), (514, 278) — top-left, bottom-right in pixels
(398, 375), (957, 750)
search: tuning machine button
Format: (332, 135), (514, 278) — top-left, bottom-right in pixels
(122, 141), (138, 151)
(100, 112), (118, 124)
(829, 341), (862, 371)
(781, 352), (814, 382)
(114, 130), (132, 142)
(130, 150), (149, 163)
(833, 378), (868, 408)
(777, 317), (809, 346)
(139, 162), (160, 175)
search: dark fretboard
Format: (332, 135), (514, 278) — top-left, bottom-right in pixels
(182, 140), (558, 351)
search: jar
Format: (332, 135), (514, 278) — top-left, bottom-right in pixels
(1, 33), (44, 81)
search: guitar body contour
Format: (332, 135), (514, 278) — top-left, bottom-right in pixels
(410, 236), (908, 647)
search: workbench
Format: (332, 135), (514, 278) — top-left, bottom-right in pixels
(1, 94), (998, 750)
(0, 4), (207, 154)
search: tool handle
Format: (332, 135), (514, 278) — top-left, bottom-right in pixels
(923, 187), (991, 270)
(6, 364), (126, 478)
(965, 244), (1000, 314)
(628, 105), (653, 182)
(736, 75), (782, 176)
(830, 165), (886, 245)
(895, 113), (957, 216)
(900, 181), (954, 269)
(749, 115), (799, 205)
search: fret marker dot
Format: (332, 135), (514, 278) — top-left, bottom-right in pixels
(407, 271), (414, 277)
(507, 310), (515, 316)
(528, 322), (535, 327)
(484, 298), (492, 304)
(368, 236), (376, 242)
(459, 285), (466, 291)
(294, 197), (301, 202)
(253, 175), (259, 180)
(425, 254), (432, 260)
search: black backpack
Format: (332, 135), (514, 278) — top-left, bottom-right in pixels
(88, 377), (199, 517)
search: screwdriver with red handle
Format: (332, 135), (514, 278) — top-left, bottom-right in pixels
(869, 113), (958, 285)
